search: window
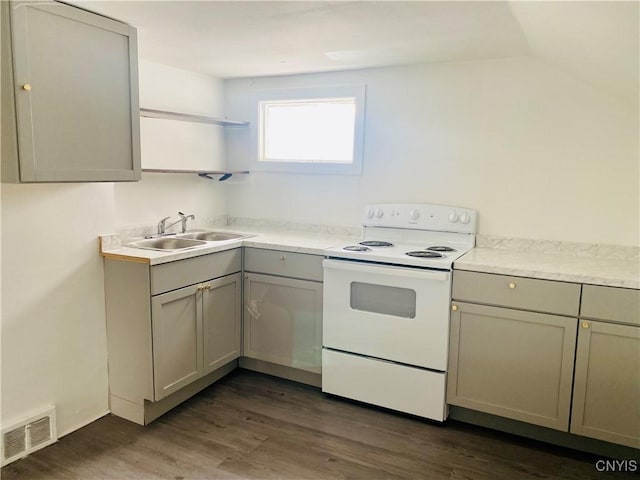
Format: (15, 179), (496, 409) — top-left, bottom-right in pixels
(250, 85), (365, 175)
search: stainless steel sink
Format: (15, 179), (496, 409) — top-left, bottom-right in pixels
(179, 231), (248, 242)
(129, 237), (208, 251)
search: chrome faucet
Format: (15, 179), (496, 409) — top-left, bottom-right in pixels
(157, 212), (196, 235)
(177, 211), (196, 233)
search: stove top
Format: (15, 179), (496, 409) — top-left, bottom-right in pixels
(325, 203), (477, 269)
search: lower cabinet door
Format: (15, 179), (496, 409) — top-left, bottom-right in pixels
(447, 302), (577, 430)
(203, 273), (242, 374)
(570, 321), (640, 448)
(244, 273), (323, 373)
(151, 284), (203, 400)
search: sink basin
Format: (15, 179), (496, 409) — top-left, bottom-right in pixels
(179, 231), (248, 242)
(129, 237), (207, 251)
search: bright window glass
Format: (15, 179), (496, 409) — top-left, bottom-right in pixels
(260, 98), (356, 164)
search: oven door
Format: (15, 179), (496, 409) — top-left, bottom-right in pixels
(323, 258), (451, 370)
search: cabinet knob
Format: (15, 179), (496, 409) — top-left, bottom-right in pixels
(508, 282), (516, 289)
(279, 255), (286, 261)
(244, 273), (248, 279)
(581, 321), (590, 329)
(22, 84), (32, 91)
(452, 304), (458, 311)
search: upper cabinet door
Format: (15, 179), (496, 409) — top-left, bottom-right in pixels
(7, 0), (140, 182)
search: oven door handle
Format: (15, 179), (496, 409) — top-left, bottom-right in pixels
(323, 259), (450, 282)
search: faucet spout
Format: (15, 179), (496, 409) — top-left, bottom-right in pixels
(177, 211), (196, 233)
(156, 212), (196, 235)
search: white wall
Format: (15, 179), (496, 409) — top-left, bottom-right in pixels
(225, 57), (639, 247)
(1, 184), (114, 436)
(1, 60), (227, 438)
(114, 60), (228, 231)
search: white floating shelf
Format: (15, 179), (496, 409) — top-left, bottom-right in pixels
(139, 108), (249, 126)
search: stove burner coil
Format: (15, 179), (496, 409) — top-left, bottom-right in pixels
(359, 240), (394, 247)
(426, 246), (456, 252)
(343, 245), (372, 252)
(405, 251), (444, 258)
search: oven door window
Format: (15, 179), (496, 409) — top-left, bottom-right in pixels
(350, 282), (416, 318)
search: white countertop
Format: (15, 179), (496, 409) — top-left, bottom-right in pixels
(454, 248), (639, 289)
(100, 226), (359, 265)
(101, 227), (639, 289)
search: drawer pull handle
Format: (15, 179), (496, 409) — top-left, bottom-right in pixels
(452, 304), (458, 311)
(582, 321), (590, 329)
(508, 282), (516, 289)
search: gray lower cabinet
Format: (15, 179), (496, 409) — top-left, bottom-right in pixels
(447, 302), (577, 430)
(450, 271), (640, 448)
(243, 248), (323, 375)
(152, 284), (203, 400)
(571, 285), (640, 448)
(1, 0), (140, 182)
(104, 249), (241, 424)
(151, 274), (241, 401)
(243, 273), (323, 373)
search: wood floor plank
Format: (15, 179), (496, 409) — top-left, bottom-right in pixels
(1, 370), (634, 480)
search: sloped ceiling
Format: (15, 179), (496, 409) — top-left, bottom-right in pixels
(73, 1), (638, 103)
(510, 1), (639, 104)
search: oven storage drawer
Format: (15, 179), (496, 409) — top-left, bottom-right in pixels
(322, 349), (447, 421)
(452, 270), (580, 316)
(244, 248), (323, 282)
(580, 285), (640, 325)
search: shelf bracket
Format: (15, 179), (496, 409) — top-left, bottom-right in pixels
(198, 172), (233, 182)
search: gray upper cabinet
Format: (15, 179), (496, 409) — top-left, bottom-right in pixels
(1, 0), (140, 182)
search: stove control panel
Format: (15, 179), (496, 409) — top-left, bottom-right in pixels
(363, 203), (477, 233)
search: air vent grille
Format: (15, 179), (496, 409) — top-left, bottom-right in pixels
(3, 427), (26, 460)
(28, 417), (51, 447)
(1, 406), (57, 466)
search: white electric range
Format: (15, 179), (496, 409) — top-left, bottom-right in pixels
(322, 203), (477, 421)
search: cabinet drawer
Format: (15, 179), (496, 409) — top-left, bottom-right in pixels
(580, 285), (640, 326)
(452, 270), (580, 316)
(151, 249), (241, 295)
(244, 247), (323, 282)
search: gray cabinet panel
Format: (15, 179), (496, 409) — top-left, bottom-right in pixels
(448, 302), (577, 431)
(244, 248), (323, 282)
(150, 248), (241, 295)
(580, 285), (640, 326)
(452, 270), (580, 316)
(3, 0), (140, 182)
(244, 273), (323, 373)
(571, 321), (640, 448)
(151, 285), (203, 401)
(203, 273), (242, 374)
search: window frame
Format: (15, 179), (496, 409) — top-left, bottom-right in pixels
(249, 85), (366, 175)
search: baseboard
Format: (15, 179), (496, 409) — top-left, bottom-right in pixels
(448, 406), (639, 459)
(58, 409), (111, 439)
(108, 360), (239, 426)
(239, 357), (321, 388)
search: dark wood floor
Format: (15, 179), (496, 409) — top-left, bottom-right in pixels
(1, 370), (633, 479)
